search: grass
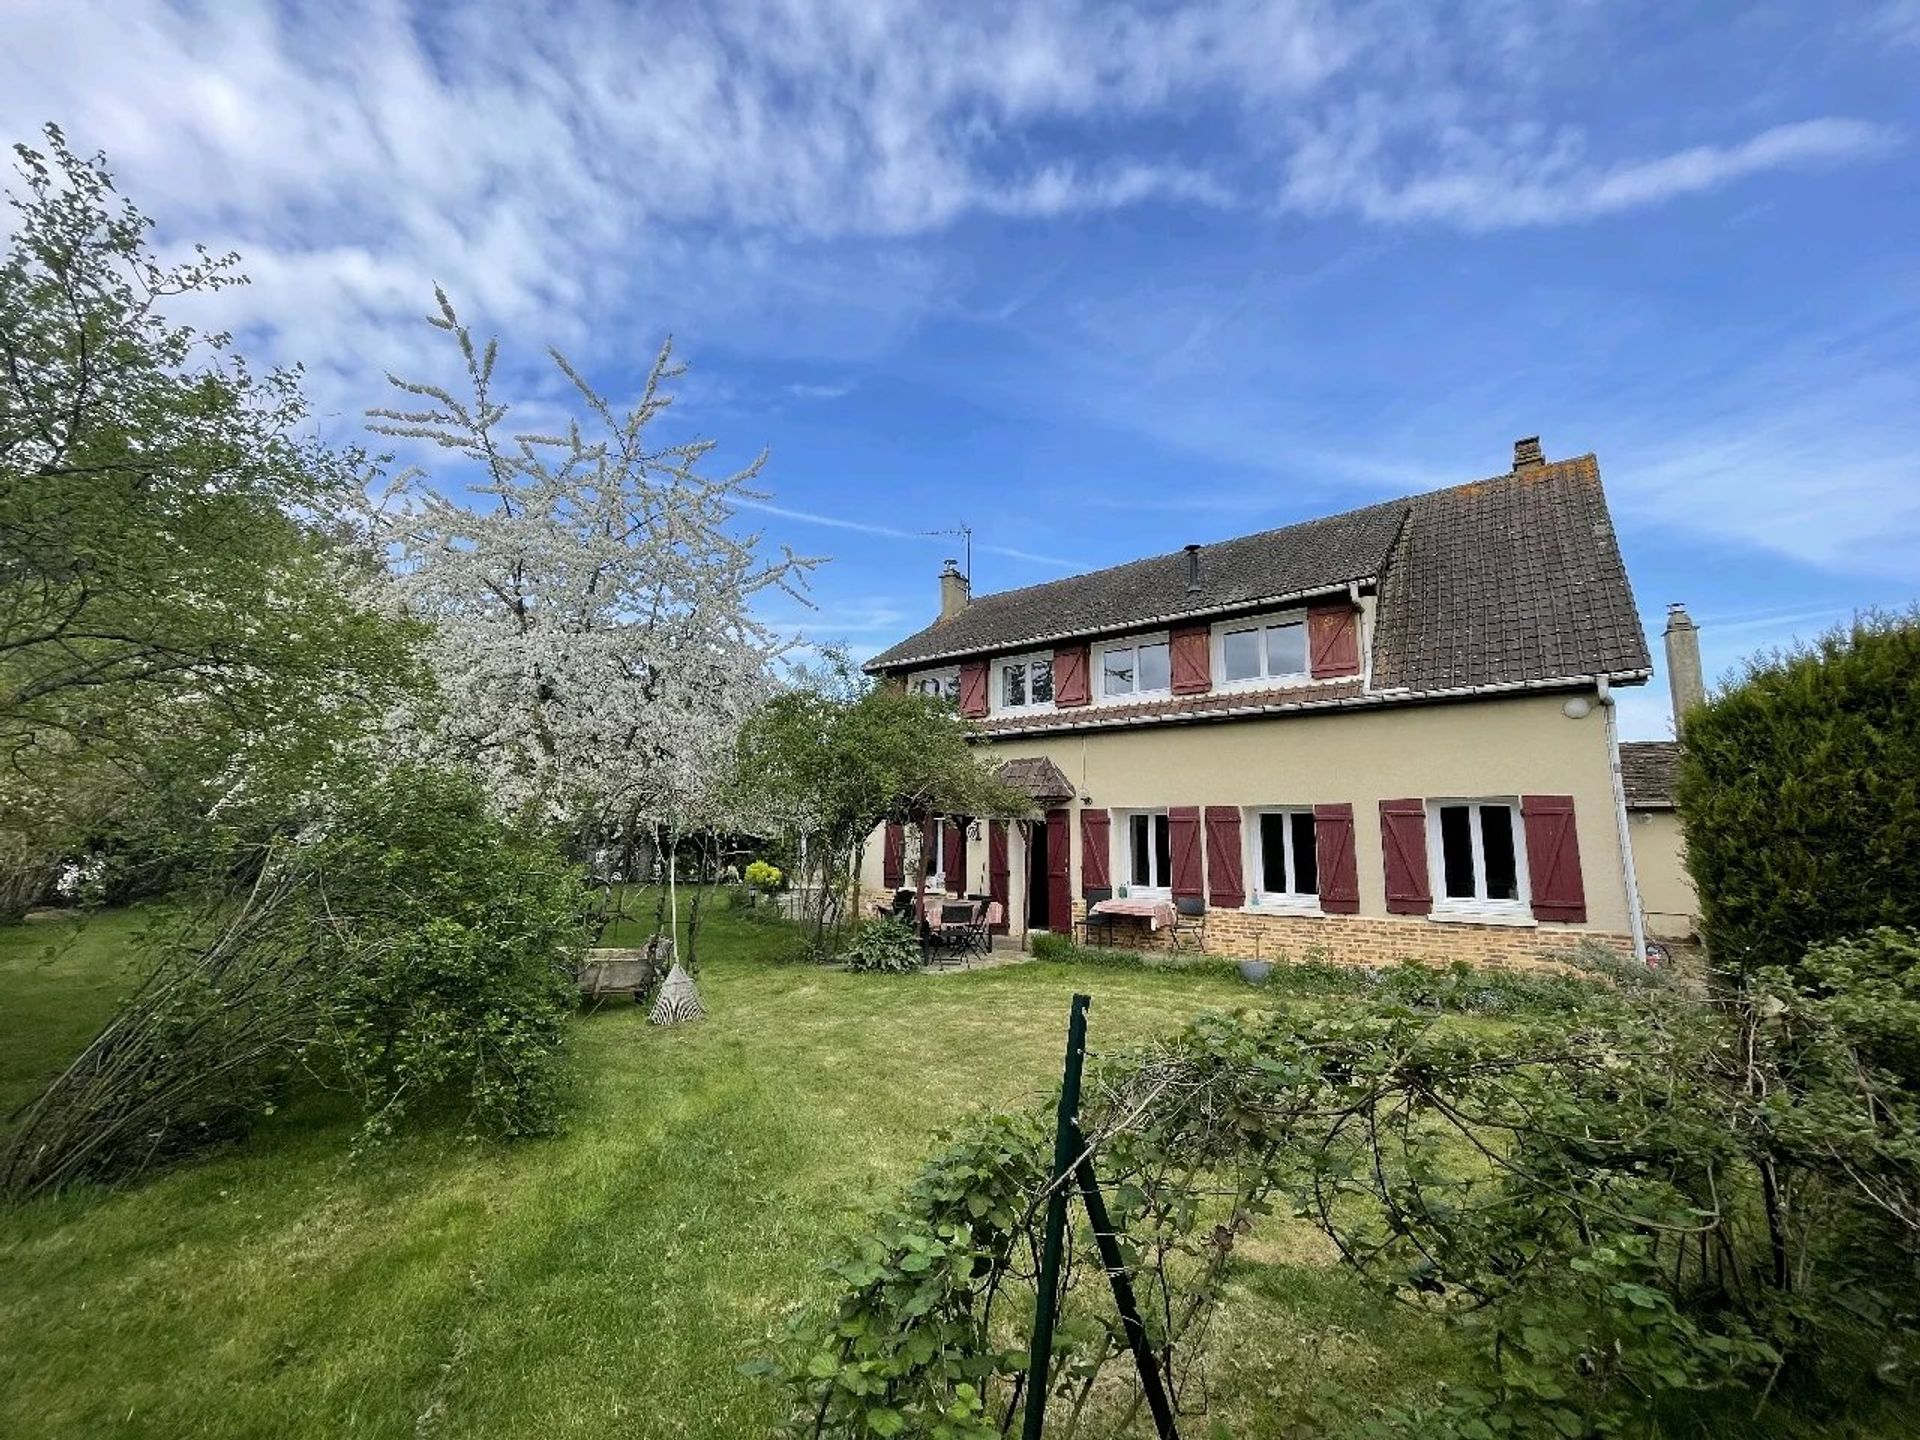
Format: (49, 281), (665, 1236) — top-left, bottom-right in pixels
(0, 898), (1910, 1438)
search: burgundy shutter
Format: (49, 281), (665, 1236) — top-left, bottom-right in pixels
(957, 661), (990, 718)
(1315, 803), (1360, 913)
(1169, 806), (1204, 901)
(941, 818), (966, 893)
(1522, 795), (1587, 922)
(1080, 808), (1111, 895)
(1170, 626), (1212, 695)
(882, 820), (904, 888)
(1053, 645), (1091, 707)
(1204, 806), (1244, 908)
(1378, 798), (1431, 915)
(1045, 808), (1072, 929)
(988, 821), (1010, 933)
(1308, 603), (1361, 679)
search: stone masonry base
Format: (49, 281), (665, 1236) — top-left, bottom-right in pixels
(864, 888), (1631, 974)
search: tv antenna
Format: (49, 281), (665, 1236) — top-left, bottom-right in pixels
(921, 524), (972, 579)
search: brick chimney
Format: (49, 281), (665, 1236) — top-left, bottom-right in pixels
(938, 558), (970, 621)
(1663, 602), (1704, 733)
(1513, 436), (1545, 470)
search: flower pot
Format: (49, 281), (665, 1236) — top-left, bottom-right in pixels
(1237, 960), (1272, 984)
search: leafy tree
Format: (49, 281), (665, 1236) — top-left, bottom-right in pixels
(1678, 610), (1920, 975)
(0, 126), (419, 913)
(737, 652), (1028, 949)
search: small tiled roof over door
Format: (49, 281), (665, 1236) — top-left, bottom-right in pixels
(1370, 455), (1651, 693)
(1619, 740), (1680, 809)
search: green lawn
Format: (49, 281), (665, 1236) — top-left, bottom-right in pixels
(0, 904), (1908, 1438)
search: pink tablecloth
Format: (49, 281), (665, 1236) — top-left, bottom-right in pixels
(918, 897), (1004, 927)
(1088, 897), (1177, 930)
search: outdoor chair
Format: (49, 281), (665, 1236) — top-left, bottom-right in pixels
(1169, 895), (1206, 952)
(928, 901), (978, 967)
(1080, 888), (1114, 947)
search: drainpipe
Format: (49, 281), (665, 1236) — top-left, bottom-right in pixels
(1597, 676), (1648, 964)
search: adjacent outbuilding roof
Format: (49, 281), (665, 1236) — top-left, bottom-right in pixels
(867, 450), (1652, 703)
(1619, 740), (1680, 809)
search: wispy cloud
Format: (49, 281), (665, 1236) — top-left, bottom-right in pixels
(732, 498), (1083, 570)
(784, 380), (857, 401)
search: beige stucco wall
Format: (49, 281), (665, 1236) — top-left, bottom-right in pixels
(861, 690), (1638, 959)
(1629, 808), (1698, 941)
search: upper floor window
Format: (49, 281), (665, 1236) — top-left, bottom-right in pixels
(1000, 654), (1054, 710)
(910, 667), (960, 703)
(1220, 618), (1307, 685)
(1101, 639), (1170, 699)
(1430, 799), (1528, 915)
(1251, 808), (1318, 905)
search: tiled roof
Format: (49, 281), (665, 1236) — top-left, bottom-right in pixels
(1370, 455), (1651, 692)
(994, 756), (1075, 800)
(865, 499), (1408, 670)
(1619, 740), (1680, 809)
(975, 678), (1367, 736)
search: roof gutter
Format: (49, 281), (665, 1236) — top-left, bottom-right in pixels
(862, 574), (1382, 673)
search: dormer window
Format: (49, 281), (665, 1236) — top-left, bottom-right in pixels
(1101, 639), (1170, 699)
(1000, 654), (1054, 711)
(1219, 617), (1308, 685)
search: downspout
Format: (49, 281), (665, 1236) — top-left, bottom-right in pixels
(1597, 676), (1648, 964)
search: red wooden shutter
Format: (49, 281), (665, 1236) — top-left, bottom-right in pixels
(1080, 808), (1111, 895)
(1053, 645), (1091, 707)
(941, 818), (966, 893)
(882, 820), (904, 888)
(1045, 808), (1072, 929)
(957, 661), (989, 717)
(1522, 795), (1587, 922)
(1378, 798), (1431, 915)
(1308, 603), (1361, 679)
(1169, 806), (1204, 901)
(988, 821), (1010, 933)
(1170, 626), (1212, 695)
(1315, 803), (1360, 913)
(1204, 806), (1244, 908)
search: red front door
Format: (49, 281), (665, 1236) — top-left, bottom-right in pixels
(1044, 807), (1071, 932)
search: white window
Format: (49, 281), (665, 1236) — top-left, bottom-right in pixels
(1219, 617), (1308, 685)
(1101, 640), (1171, 699)
(910, 667), (960, 703)
(1428, 799), (1529, 917)
(999, 654), (1054, 711)
(1250, 809), (1318, 907)
(1119, 811), (1172, 894)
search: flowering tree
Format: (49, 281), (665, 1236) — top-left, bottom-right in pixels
(372, 290), (816, 989)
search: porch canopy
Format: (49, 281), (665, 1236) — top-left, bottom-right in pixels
(994, 757), (1073, 806)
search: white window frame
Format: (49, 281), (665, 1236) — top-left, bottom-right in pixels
(1113, 809), (1173, 897)
(1097, 633), (1172, 704)
(1212, 611), (1311, 690)
(1247, 806), (1321, 912)
(1426, 798), (1532, 923)
(908, 666), (961, 704)
(995, 651), (1056, 714)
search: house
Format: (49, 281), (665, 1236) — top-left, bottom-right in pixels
(860, 439), (1671, 970)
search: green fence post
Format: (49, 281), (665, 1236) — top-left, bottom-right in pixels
(1021, 992), (1091, 1440)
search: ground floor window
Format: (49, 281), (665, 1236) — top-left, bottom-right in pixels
(1123, 811), (1172, 893)
(1251, 808), (1318, 904)
(1430, 799), (1525, 913)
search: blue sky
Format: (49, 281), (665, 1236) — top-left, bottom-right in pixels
(6, 1), (1918, 739)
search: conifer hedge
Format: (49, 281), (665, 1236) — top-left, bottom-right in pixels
(1677, 611), (1920, 974)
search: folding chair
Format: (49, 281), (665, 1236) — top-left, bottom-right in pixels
(1169, 895), (1207, 952)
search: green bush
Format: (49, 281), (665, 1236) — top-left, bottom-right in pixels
(1679, 611), (1920, 975)
(840, 917), (923, 973)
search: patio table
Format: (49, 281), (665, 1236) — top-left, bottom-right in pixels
(1087, 896), (1177, 930)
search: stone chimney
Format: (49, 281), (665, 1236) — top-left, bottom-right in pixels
(1663, 602), (1705, 733)
(938, 558), (970, 621)
(1513, 436), (1545, 470)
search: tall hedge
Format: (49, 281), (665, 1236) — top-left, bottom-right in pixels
(1677, 611), (1920, 974)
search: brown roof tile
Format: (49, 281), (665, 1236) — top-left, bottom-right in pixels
(974, 678), (1367, 736)
(1619, 740), (1679, 808)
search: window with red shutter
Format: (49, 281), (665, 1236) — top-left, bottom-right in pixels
(1315, 803), (1360, 912)
(1204, 806), (1244, 907)
(1080, 808), (1111, 895)
(1308, 603), (1361, 678)
(1522, 795), (1587, 922)
(1169, 806), (1204, 900)
(1377, 798), (1430, 914)
(956, 661), (989, 717)
(1170, 627), (1211, 695)
(1052, 645), (1091, 707)
(882, 821), (904, 888)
